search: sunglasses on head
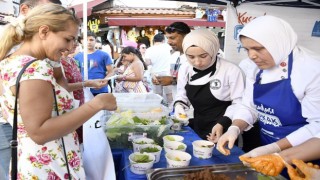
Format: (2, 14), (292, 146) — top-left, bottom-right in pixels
(165, 26), (185, 33)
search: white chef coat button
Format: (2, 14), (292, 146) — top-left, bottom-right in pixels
(283, 69), (287, 72)
(281, 76), (285, 79)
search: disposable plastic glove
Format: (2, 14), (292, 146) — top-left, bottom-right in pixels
(207, 123), (223, 143)
(217, 125), (240, 156)
(286, 159), (320, 180)
(174, 103), (188, 121)
(239, 153), (286, 177)
(241, 142), (281, 158)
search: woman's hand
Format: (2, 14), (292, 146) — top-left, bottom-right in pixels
(207, 123), (223, 143)
(92, 93), (117, 111)
(174, 103), (188, 121)
(241, 142), (281, 158)
(239, 153), (286, 177)
(286, 159), (320, 180)
(116, 75), (125, 82)
(86, 79), (108, 90)
(216, 126), (240, 156)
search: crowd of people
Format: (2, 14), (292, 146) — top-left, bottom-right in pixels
(0, 0), (319, 180)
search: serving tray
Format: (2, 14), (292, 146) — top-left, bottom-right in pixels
(146, 163), (287, 180)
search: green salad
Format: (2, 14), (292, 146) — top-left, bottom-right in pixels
(176, 144), (185, 150)
(132, 154), (153, 163)
(134, 141), (149, 145)
(140, 146), (160, 153)
(172, 119), (180, 123)
(165, 136), (175, 141)
(106, 110), (167, 126)
(105, 110), (170, 144)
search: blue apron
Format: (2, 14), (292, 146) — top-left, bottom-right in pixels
(253, 52), (307, 145)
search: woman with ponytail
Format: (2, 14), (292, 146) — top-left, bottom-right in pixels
(0, 3), (117, 179)
(115, 46), (148, 93)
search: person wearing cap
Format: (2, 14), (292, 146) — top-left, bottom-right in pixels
(173, 28), (245, 140)
(216, 15), (320, 168)
(163, 22), (191, 100)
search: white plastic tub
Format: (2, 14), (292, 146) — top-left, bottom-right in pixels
(113, 93), (163, 112)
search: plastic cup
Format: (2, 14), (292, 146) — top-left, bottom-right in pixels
(132, 137), (155, 152)
(163, 141), (187, 153)
(165, 150), (191, 168)
(129, 152), (155, 175)
(171, 116), (188, 129)
(180, 119), (189, 126)
(192, 140), (215, 159)
(171, 122), (182, 131)
(162, 135), (184, 145)
(138, 144), (162, 163)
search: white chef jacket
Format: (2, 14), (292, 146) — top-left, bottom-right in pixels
(175, 56), (245, 119)
(235, 47), (320, 147)
(171, 53), (187, 100)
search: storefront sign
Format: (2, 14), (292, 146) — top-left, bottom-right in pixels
(88, 18), (100, 33)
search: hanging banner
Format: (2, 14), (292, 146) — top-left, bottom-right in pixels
(224, 4), (320, 64)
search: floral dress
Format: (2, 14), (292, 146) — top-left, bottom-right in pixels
(0, 55), (85, 179)
(60, 56), (84, 106)
(61, 56), (84, 144)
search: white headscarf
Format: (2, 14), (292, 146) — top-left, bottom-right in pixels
(182, 29), (220, 62)
(239, 15), (297, 66)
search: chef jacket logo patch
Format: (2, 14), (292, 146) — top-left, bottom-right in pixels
(210, 79), (221, 90)
(258, 112), (282, 127)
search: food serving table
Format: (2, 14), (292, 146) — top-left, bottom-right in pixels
(111, 126), (244, 180)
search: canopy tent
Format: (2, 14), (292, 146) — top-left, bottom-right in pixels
(68, 0), (105, 18)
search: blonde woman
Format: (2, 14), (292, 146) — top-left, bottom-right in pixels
(0, 4), (116, 179)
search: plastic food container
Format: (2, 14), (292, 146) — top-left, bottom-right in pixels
(104, 93), (173, 148)
(192, 140), (215, 159)
(114, 93), (163, 112)
(165, 150), (191, 168)
(132, 137), (155, 152)
(129, 152), (155, 175)
(163, 135), (184, 145)
(138, 144), (162, 163)
(164, 141), (187, 153)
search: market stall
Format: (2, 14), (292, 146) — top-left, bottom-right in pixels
(100, 93), (278, 179)
(112, 126), (244, 180)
